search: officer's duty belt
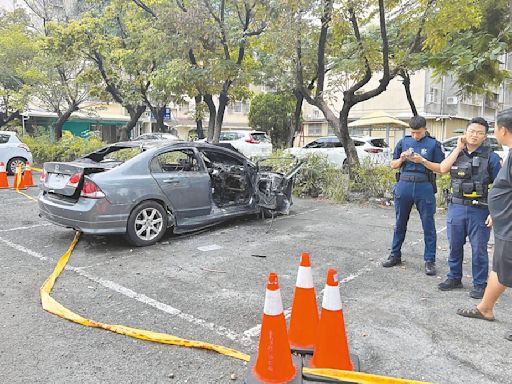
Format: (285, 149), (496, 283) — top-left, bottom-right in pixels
(449, 196), (488, 208)
(400, 174), (429, 182)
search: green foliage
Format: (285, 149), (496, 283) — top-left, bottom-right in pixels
(350, 161), (396, 198)
(425, 0), (511, 95)
(248, 93), (294, 148)
(436, 173), (451, 208)
(0, 9), (39, 123)
(263, 151), (349, 203)
(22, 133), (105, 164)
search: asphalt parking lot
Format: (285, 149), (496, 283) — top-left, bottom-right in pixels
(1, 182), (511, 384)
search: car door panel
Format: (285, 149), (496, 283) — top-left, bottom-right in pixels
(151, 149), (211, 223)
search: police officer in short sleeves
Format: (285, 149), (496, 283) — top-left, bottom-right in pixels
(383, 116), (445, 275)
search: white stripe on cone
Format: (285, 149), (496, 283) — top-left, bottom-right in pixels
(322, 285), (342, 311)
(296, 266), (314, 288)
(0, 164), (5, 172)
(264, 289), (284, 316)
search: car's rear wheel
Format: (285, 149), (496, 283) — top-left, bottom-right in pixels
(7, 157), (27, 176)
(126, 201), (168, 246)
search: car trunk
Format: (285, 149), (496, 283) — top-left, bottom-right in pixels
(41, 162), (108, 201)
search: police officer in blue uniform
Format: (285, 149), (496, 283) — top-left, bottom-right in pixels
(383, 116), (445, 275)
(437, 117), (502, 299)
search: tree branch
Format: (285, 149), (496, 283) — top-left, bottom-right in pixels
(131, 0), (157, 18)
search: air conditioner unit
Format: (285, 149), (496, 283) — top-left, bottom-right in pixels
(446, 96), (458, 105)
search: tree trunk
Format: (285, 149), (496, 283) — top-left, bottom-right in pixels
(338, 97), (359, 169)
(401, 70), (418, 116)
(204, 94), (216, 142)
(0, 110), (20, 129)
(121, 105), (146, 141)
(287, 91), (303, 148)
(194, 95), (205, 139)
(213, 92), (229, 144)
(54, 105), (79, 140)
(155, 106), (166, 132)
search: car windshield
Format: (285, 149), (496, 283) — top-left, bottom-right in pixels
(251, 133), (271, 143)
(486, 137), (502, 151)
(369, 138), (389, 148)
(0, 134), (11, 144)
(219, 132), (243, 141)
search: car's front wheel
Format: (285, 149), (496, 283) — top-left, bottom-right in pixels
(126, 201), (168, 246)
(7, 157), (27, 176)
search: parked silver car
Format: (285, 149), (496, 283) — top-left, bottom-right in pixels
(0, 131), (33, 175)
(38, 141), (302, 246)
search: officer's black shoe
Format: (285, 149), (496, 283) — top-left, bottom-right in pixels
(382, 255), (402, 268)
(438, 278), (463, 291)
(425, 261), (436, 276)
(469, 286), (485, 299)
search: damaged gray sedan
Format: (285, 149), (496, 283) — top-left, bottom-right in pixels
(38, 141), (302, 246)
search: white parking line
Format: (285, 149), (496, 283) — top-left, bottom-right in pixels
(409, 225), (447, 246)
(0, 223), (51, 233)
(243, 225), (450, 340)
(0, 236), (253, 346)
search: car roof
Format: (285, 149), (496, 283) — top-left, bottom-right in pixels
(110, 140), (254, 163)
(0, 131), (17, 135)
(221, 130), (266, 134)
(314, 136), (368, 142)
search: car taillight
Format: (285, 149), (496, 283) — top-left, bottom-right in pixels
(40, 169), (48, 183)
(66, 172), (82, 188)
(81, 178), (105, 198)
(364, 148), (383, 153)
(245, 136), (260, 144)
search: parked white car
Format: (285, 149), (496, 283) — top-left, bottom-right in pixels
(216, 130), (272, 159)
(284, 136), (390, 167)
(442, 135), (509, 160)
(0, 131), (33, 175)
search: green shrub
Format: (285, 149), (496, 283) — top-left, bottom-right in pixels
(21, 132), (106, 165)
(263, 151), (349, 203)
(435, 173), (450, 208)
(350, 159), (396, 198)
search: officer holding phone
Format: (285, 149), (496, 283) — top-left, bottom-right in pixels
(383, 116), (445, 275)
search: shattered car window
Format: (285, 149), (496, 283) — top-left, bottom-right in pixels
(156, 149), (199, 172)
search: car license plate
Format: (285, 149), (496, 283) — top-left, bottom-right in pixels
(48, 173), (69, 189)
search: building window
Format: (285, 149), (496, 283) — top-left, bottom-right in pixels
(313, 109), (321, 119)
(228, 101), (250, 114)
(308, 123), (323, 136)
(427, 88), (440, 103)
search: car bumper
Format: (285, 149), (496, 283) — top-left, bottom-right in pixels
(38, 192), (130, 234)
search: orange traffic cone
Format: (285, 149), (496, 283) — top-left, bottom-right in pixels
(306, 268), (359, 373)
(0, 162), (8, 189)
(14, 163), (27, 191)
(22, 162), (35, 187)
(245, 272), (302, 383)
(288, 251), (319, 354)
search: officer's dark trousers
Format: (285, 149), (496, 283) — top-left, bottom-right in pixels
(446, 203), (490, 288)
(391, 180), (437, 262)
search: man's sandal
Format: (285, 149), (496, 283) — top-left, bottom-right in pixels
(456, 307), (495, 321)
